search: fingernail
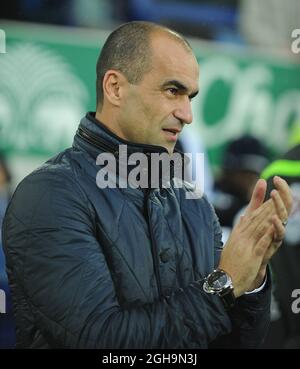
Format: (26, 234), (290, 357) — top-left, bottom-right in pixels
(274, 176), (282, 183)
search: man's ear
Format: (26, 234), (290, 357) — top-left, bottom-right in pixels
(102, 70), (128, 107)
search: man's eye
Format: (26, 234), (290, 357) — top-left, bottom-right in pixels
(168, 88), (178, 95)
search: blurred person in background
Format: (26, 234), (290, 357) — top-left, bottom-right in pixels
(0, 153), (15, 348)
(213, 135), (270, 229)
(261, 123), (300, 349)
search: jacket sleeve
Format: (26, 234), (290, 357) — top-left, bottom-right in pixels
(209, 203), (272, 348)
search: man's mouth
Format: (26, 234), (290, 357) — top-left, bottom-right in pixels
(162, 128), (181, 142)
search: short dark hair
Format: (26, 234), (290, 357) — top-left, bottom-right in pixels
(96, 21), (192, 109)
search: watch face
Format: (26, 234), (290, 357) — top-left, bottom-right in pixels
(203, 270), (235, 308)
(207, 270), (230, 292)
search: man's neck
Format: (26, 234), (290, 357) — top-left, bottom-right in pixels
(95, 110), (122, 138)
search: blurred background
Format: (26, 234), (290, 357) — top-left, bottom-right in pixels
(0, 0), (300, 349)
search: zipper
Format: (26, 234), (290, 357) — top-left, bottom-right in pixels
(77, 126), (118, 154)
(78, 124), (164, 298)
(145, 188), (163, 299)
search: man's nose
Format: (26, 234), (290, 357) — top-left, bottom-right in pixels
(173, 97), (193, 125)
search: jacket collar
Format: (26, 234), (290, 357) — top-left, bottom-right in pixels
(73, 112), (186, 191)
(73, 112), (170, 159)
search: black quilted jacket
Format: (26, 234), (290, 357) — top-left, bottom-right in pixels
(2, 113), (271, 348)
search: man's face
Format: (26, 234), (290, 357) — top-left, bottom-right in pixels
(118, 33), (199, 153)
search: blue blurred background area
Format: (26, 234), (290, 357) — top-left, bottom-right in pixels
(0, 0), (300, 349)
(2, 0), (300, 48)
(0, 0), (241, 42)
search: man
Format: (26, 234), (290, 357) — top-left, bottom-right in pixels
(2, 22), (292, 348)
(261, 143), (300, 348)
(213, 135), (269, 228)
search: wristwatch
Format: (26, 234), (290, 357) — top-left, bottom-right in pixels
(203, 269), (236, 310)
